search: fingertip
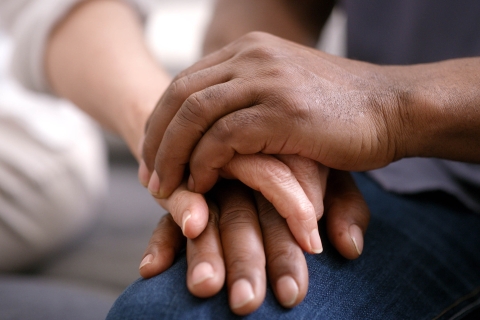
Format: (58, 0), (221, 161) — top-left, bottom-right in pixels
(187, 260), (225, 298)
(309, 229), (323, 254)
(286, 214), (322, 254)
(349, 224), (364, 257)
(139, 253), (158, 279)
(328, 224), (364, 260)
(276, 276), (299, 308)
(138, 160), (150, 187)
(188, 262), (224, 298)
(147, 170), (160, 196)
(181, 208), (209, 239)
(139, 254), (153, 270)
(181, 211), (192, 236)
(230, 279), (256, 314)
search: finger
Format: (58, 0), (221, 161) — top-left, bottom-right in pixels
(143, 70), (232, 198)
(188, 105), (310, 196)
(324, 170), (370, 259)
(136, 134), (149, 188)
(155, 181), (209, 239)
(212, 180), (266, 316)
(254, 192), (308, 308)
(275, 155), (328, 220)
(152, 77), (260, 199)
(186, 199), (225, 298)
(143, 52), (241, 199)
(220, 154), (322, 254)
(139, 214), (185, 279)
(148, 34), (303, 198)
(142, 41), (238, 168)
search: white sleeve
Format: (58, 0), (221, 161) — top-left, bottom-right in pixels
(0, 0), (157, 94)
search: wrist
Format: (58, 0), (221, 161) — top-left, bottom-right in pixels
(116, 71), (170, 161)
(386, 58), (480, 162)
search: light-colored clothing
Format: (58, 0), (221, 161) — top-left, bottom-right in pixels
(0, 30), (108, 271)
(0, 0), (154, 271)
(0, 0), (156, 93)
(0, 85), (107, 271)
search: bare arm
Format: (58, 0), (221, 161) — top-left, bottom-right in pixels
(45, 0), (170, 159)
(203, 0), (335, 54)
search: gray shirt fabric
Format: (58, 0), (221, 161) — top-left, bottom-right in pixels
(341, 0), (480, 212)
(368, 159), (480, 212)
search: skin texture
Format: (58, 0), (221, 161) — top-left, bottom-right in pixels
(145, 31), (480, 198)
(44, 0), (371, 315)
(140, 0), (479, 311)
(140, 172), (368, 314)
(139, 0), (340, 256)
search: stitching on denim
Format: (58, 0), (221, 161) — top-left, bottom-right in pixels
(432, 285), (480, 320)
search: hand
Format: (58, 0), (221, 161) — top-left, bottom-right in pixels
(139, 171), (369, 315)
(143, 31), (409, 199)
(140, 153), (326, 254)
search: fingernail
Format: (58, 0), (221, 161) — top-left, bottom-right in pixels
(182, 211), (192, 236)
(148, 171), (160, 196)
(276, 276), (298, 307)
(187, 174), (195, 192)
(349, 224), (364, 256)
(310, 229), (323, 254)
(230, 279), (255, 310)
(139, 254), (153, 269)
(138, 160), (150, 187)
(191, 262), (215, 286)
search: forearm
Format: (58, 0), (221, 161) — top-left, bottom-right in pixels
(203, 0), (334, 54)
(46, 0), (170, 159)
(393, 57), (480, 162)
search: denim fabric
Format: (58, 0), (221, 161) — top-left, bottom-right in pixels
(107, 174), (480, 319)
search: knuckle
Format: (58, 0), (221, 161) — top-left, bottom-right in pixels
(241, 31), (269, 44)
(256, 201), (277, 219)
(262, 162), (294, 187)
(210, 117), (235, 142)
(178, 93), (207, 127)
(243, 45), (279, 62)
(294, 201), (316, 222)
(226, 250), (263, 272)
(168, 77), (188, 99)
(219, 208), (257, 230)
(162, 78), (189, 113)
(283, 90), (312, 120)
(266, 244), (300, 269)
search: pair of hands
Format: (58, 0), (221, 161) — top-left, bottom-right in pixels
(137, 32), (386, 315)
(138, 166), (369, 315)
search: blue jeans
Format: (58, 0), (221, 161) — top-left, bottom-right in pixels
(107, 174), (480, 319)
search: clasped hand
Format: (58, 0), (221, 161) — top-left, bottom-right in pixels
(138, 32), (382, 315)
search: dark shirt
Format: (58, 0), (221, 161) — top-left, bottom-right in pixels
(340, 0), (480, 212)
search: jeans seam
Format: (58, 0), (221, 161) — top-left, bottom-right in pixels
(432, 285), (480, 320)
